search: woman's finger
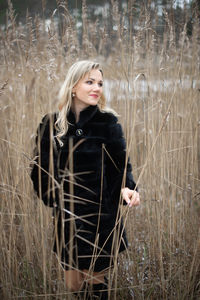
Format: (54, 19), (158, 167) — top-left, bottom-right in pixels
(129, 192), (140, 207)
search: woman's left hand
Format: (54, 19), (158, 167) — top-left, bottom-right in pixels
(121, 187), (140, 207)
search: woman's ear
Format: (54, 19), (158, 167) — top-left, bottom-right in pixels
(72, 87), (76, 94)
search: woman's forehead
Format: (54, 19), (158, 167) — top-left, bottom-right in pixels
(83, 69), (103, 81)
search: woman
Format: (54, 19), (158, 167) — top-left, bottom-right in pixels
(31, 60), (140, 299)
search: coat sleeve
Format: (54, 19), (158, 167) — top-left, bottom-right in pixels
(105, 118), (137, 204)
(30, 114), (59, 207)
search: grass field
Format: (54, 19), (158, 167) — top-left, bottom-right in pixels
(0, 1), (200, 299)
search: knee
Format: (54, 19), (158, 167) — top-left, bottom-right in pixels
(65, 271), (84, 292)
(65, 279), (83, 292)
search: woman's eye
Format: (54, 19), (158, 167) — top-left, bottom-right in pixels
(98, 82), (103, 87)
(86, 80), (93, 85)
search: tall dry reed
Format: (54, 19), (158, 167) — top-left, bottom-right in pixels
(0, 1), (199, 299)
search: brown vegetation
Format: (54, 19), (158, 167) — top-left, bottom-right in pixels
(0, 1), (200, 299)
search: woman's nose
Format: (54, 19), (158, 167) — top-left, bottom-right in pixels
(93, 83), (101, 91)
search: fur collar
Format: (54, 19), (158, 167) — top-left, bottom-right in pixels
(67, 105), (98, 127)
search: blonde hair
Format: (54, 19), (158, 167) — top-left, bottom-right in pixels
(55, 60), (106, 145)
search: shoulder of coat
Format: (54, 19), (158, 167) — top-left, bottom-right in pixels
(41, 112), (58, 123)
(38, 112), (58, 136)
(96, 107), (119, 124)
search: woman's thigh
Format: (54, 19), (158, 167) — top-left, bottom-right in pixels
(65, 269), (84, 291)
(82, 269), (106, 285)
(65, 269), (106, 291)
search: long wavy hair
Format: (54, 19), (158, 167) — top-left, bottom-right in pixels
(55, 60), (107, 145)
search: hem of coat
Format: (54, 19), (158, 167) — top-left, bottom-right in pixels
(52, 241), (128, 272)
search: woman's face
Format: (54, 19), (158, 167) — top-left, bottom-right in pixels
(72, 69), (103, 110)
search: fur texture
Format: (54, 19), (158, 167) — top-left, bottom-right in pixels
(30, 105), (136, 271)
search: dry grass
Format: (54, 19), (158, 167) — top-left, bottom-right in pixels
(0, 1), (200, 299)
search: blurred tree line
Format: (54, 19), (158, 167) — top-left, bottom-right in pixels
(0, 0), (199, 37)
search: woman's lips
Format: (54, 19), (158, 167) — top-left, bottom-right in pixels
(89, 94), (99, 98)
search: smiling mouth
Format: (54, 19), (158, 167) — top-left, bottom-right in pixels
(89, 94), (99, 98)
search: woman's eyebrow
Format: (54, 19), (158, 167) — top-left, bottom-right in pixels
(88, 77), (103, 82)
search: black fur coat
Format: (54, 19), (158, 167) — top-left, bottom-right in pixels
(31, 105), (136, 271)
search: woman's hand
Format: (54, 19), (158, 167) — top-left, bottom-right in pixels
(121, 187), (140, 207)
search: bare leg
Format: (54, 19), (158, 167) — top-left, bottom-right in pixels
(83, 270), (108, 300)
(82, 269), (106, 285)
(65, 269), (84, 292)
(65, 269), (108, 299)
